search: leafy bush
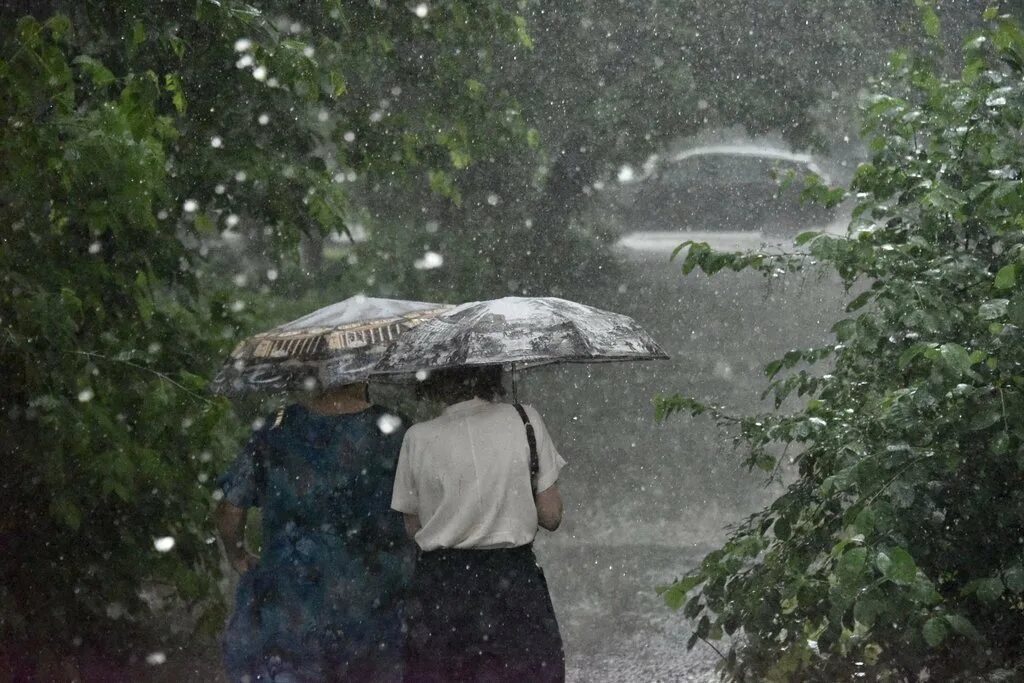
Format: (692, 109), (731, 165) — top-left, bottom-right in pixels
(0, 1), (533, 667)
(658, 9), (1024, 681)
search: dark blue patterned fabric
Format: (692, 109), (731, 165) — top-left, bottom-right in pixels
(218, 404), (412, 683)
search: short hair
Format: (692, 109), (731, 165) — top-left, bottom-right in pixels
(417, 365), (505, 404)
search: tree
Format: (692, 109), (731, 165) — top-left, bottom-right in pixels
(657, 7), (1024, 680)
(0, 0), (531, 669)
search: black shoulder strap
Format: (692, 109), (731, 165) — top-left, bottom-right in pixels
(513, 403), (539, 493)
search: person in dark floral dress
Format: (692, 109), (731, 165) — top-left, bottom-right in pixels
(215, 384), (412, 682)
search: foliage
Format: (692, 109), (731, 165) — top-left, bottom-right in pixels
(657, 9), (1024, 681)
(0, 0), (530, 664)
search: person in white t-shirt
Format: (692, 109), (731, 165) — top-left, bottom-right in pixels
(391, 364), (566, 682)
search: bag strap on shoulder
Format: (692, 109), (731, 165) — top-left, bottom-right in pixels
(512, 403), (539, 493)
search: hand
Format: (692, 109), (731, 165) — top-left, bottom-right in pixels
(230, 550), (259, 574)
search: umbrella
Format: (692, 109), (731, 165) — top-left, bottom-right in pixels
(371, 296), (668, 381)
(210, 296), (451, 396)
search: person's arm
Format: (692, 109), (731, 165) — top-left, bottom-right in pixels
(402, 513), (422, 539)
(215, 499), (259, 574)
(535, 483), (563, 531)
(524, 405), (567, 531)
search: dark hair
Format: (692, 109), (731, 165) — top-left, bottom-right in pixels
(417, 365), (505, 404)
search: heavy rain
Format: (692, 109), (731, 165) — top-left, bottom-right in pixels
(3, 1), (1024, 681)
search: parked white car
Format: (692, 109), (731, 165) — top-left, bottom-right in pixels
(608, 145), (845, 255)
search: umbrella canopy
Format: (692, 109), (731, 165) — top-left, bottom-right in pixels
(372, 296), (668, 375)
(210, 296), (451, 396)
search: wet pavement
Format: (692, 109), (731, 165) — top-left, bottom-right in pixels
(537, 539), (720, 682)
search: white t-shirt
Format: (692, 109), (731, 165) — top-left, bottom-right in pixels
(391, 397), (566, 551)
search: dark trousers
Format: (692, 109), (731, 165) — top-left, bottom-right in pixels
(404, 544), (565, 683)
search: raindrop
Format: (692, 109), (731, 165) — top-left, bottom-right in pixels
(413, 3), (429, 18)
(486, 193), (500, 206)
(214, 184), (226, 195)
(77, 388), (94, 403)
(252, 66), (267, 81)
(415, 369), (430, 382)
(267, 77), (279, 88)
(153, 537), (175, 552)
(414, 251), (444, 270)
(230, 300), (246, 313)
(182, 199), (199, 213)
(266, 268), (279, 281)
(258, 113), (270, 126)
(88, 242), (102, 254)
(343, 131), (356, 143)
(391, 86), (402, 96)
(210, 136), (223, 148)
(233, 38), (252, 52)
(225, 214), (240, 228)
(302, 46), (315, 58)
(302, 377), (318, 392)
(377, 413), (403, 434)
(212, 489), (225, 502)
(232, 273), (247, 287)
(369, 110), (383, 123)
(146, 652), (167, 666)
(617, 166), (635, 183)
(157, 210), (169, 220)
(235, 171), (248, 182)
(425, 220), (439, 234)
(148, 342), (162, 354)
(235, 55), (254, 69)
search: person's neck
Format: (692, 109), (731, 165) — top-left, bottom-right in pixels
(303, 384), (371, 415)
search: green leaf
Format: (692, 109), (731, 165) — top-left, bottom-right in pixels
(164, 73), (186, 114)
(832, 319), (857, 342)
(979, 299), (1009, 320)
(670, 240), (695, 262)
(131, 21), (146, 50)
(329, 70), (347, 97)
(1003, 565), (1024, 594)
(846, 291), (874, 312)
(795, 231), (820, 246)
(923, 617), (948, 647)
(875, 547), (916, 585)
(995, 264), (1016, 290)
(938, 343), (973, 374)
(917, 0), (941, 39)
(945, 614), (983, 641)
(659, 574), (705, 610)
(73, 55), (116, 87)
(837, 546), (868, 587)
(854, 596), (884, 627)
(975, 577), (1004, 603)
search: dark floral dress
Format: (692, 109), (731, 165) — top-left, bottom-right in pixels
(218, 404), (412, 683)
